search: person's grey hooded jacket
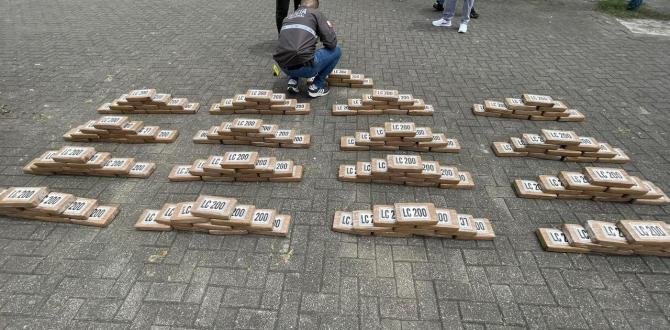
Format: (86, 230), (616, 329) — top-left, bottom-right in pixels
(273, 6), (337, 69)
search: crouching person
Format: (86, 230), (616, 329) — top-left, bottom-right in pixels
(273, 0), (341, 98)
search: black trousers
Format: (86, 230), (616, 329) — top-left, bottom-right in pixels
(276, 0), (302, 33)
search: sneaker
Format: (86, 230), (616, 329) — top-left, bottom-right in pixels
(432, 2), (444, 11)
(307, 84), (330, 98)
(470, 8), (479, 19)
(287, 79), (299, 94)
(458, 23), (468, 33)
(432, 18), (451, 27)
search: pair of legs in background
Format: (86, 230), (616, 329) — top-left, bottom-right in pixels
(276, 0), (301, 33)
(434, 0), (478, 18)
(282, 46), (342, 97)
(432, 0), (475, 33)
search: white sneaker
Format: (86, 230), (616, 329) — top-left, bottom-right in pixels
(307, 84), (330, 98)
(432, 18), (452, 27)
(287, 79), (299, 93)
(458, 23), (468, 33)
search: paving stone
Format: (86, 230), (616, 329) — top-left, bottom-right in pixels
(484, 266), (525, 285)
(260, 272), (283, 309)
(360, 296), (382, 329)
(541, 306), (589, 329)
(222, 288), (262, 308)
(435, 281), (475, 301)
(1, 256), (43, 273)
(298, 313), (320, 329)
(194, 286), (225, 328)
(1, 274), (45, 294)
(0, 317), (54, 329)
(638, 274), (670, 292)
(609, 257), (650, 273)
(394, 262), (415, 298)
(340, 258), (376, 277)
(459, 301), (503, 324)
(340, 276), (358, 315)
(338, 242), (358, 258)
(510, 284), (556, 305)
(322, 258), (341, 293)
(153, 303), (199, 327)
(541, 268), (577, 306)
(183, 267), (212, 303)
(437, 300), (463, 330)
(304, 239), (325, 271)
(56, 278), (115, 298)
(392, 245), (428, 262)
(2, 240), (39, 255)
(359, 277), (397, 298)
(320, 314), (360, 329)
(619, 273), (661, 312)
(53, 298), (84, 329)
(519, 305), (549, 328)
(209, 268), (248, 286)
(75, 298), (122, 321)
(300, 292), (339, 314)
(642, 257), (670, 274)
(651, 293), (670, 318)
(375, 244), (394, 278)
(358, 240), (376, 259)
(145, 282), (186, 302)
(463, 249), (501, 265)
(491, 284), (526, 326)
(415, 281), (440, 320)
(283, 272), (320, 293)
(624, 311), (669, 329)
(468, 266), (496, 302)
(484, 326), (526, 330)
(400, 320), (442, 330)
(592, 288), (642, 311)
(207, 307), (235, 329)
(561, 269), (605, 289)
(602, 310), (632, 329)
(0, 294), (45, 314)
(277, 291), (301, 329)
(379, 298), (418, 320)
(114, 281), (150, 322)
(71, 321), (129, 329)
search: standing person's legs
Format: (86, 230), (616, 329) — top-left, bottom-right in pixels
(311, 46), (342, 88)
(276, 0), (290, 33)
(460, 0), (474, 24)
(442, 0), (458, 22)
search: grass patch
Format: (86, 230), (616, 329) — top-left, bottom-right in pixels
(598, 0), (670, 20)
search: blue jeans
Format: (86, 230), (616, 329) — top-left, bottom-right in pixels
(283, 46), (342, 89)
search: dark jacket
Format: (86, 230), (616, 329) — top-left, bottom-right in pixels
(273, 6), (337, 69)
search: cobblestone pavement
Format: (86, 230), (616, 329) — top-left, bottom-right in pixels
(1, 0), (669, 328)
